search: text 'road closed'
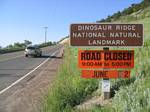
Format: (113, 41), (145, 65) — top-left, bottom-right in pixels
(78, 50), (134, 68)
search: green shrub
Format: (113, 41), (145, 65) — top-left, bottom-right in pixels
(42, 46), (98, 112)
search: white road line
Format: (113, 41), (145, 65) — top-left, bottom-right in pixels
(0, 50), (58, 95)
(0, 55), (24, 62)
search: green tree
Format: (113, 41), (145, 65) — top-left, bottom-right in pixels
(142, 0), (150, 8)
(24, 40), (32, 46)
(112, 11), (121, 20)
(98, 19), (105, 22)
(6, 44), (13, 49)
(14, 42), (24, 48)
(105, 15), (111, 22)
(53, 42), (56, 45)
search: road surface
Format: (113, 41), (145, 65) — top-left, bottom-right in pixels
(0, 44), (63, 112)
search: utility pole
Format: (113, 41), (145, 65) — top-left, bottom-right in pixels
(42, 26), (48, 43)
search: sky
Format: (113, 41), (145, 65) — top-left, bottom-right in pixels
(0, 0), (142, 47)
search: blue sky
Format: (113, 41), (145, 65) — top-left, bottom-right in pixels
(0, 0), (142, 47)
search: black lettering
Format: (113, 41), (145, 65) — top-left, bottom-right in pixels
(117, 53), (123, 60)
(81, 53), (85, 60)
(93, 71), (108, 78)
(104, 52), (132, 61)
(91, 52), (96, 60)
(113, 53), (118, 60)
(82, 52), (101, 61)
(96, 52), (101, 60)
(112, 62), (131, 67)
(86, 52), (91, 60)
(82, 62), (85, 66)
(104, 52), (109, 60)
(126, 52), (132, 60)
(123, 52), (127, 60)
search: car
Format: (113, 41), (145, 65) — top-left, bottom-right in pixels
(24, 45), (42, 57)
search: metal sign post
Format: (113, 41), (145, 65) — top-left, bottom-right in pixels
(102, 47), (110, 100)
(102, 79), (110, 99)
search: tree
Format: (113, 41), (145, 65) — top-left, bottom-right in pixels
(99, 19), (105, 22)
(24, 40), (32, 46)
(6, 44), (13, 49)
(105, 15), (111, 22)
(14, 42), (24, 48)
(53, 42), (56, 45)
(144, 0), (150, 4)
(112, 11), (121, 20)
(140, 0), (150, 9)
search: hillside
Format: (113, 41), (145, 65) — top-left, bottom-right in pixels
(92, 16), (150, 111)
(42, 2), (150, 112)
(98, 0), (150, 22)
(86, 2), (150, 112)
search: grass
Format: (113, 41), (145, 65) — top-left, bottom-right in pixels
(116, 6), (150, 22)
(104, 43), (150, 112)
(42, 45), (98, 112)
(112, 76), (150, 112)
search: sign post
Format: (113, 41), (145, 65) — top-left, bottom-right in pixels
(102, 47), (110, 100)
(102, 79), (110, 99)
(70, 23), (143, 100)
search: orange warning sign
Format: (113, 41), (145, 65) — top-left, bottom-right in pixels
(78, 50), (134, 69)
(81, 70), (130, 78)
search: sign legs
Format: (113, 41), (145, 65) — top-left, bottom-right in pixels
(102, 78), (110, 100)
(102, 47), (110, 100)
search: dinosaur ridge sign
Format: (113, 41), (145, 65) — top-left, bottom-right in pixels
(70, 24), (143, 46)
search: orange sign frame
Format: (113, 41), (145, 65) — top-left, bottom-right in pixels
(78, 50), (134, 69)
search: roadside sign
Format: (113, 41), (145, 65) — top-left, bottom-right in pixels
(81, 70), (130, 78)
(78, 50), (134, 68)
(70, 24), (143, 47)
(102, 80), (110, 92)
(70, 23), (142, 100)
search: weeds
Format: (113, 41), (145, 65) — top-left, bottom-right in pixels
(42, 45), (98, 112)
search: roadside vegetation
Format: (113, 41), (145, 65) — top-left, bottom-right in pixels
(89, 39), (150, 112)
(42, 45), (98, 112)
(42, 36), (150, 112)
(43, 1), (150, 112)
(97, 0), (150, 22)
(0, 40), (55, 54)
(90, 1), (150, 112)
(0, 40), (32, 54)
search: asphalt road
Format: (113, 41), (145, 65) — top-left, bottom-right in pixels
(0, 44), (63, 93)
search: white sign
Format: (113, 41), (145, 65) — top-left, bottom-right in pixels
(102, 80), (110, 92)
